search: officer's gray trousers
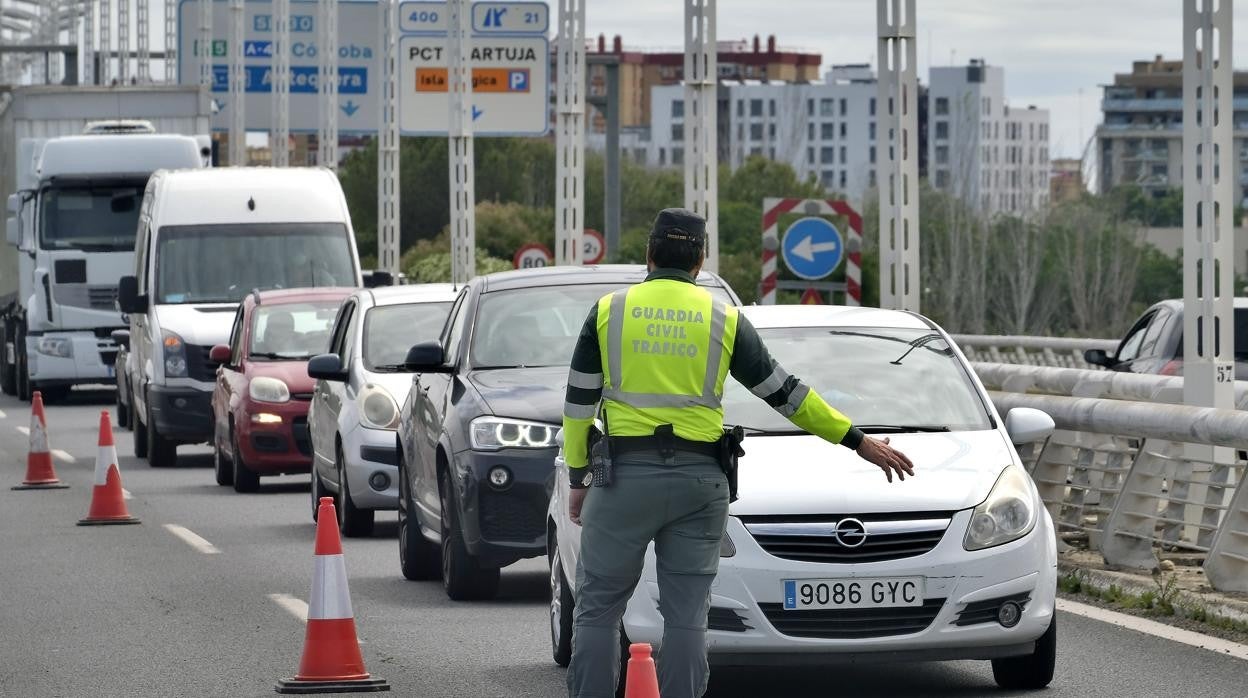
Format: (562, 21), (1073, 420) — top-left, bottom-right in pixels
(567, 453), (730, 698)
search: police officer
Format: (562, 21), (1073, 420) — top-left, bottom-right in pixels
(561, 208), (915, 698)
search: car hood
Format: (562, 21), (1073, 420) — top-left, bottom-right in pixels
(468, 366), (568, 424)
(245, 360), (316, 395)
(154, 303), (237, 347)
(731, 429), (1014, 516)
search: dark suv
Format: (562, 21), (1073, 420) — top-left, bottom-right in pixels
(1085, 298), (1248, 377)
(395, 265), (740, 600)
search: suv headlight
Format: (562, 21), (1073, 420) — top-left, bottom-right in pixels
(964, 464), (1038, 551)
(36, 337), (73, 358)
(359, 384), (399, 430)
(162, 331), (188, 378)
(470, 416), (556, 450)
(249, 376), (291, 403)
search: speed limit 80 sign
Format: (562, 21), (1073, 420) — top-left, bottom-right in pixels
(513, 243), (554, 269)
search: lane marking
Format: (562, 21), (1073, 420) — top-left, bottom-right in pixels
(16, 425), (28, 436)
(269, 593), (309, 623)
(1057, 598), (1248, 662)
(52, 449), (75, 463)
(162, 524), (221, 555)
(122, 488), (133, 500)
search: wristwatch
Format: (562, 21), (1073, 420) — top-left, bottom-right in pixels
(569, 468), (592, 490)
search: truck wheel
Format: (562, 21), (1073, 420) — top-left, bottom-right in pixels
(0, 323), (15, 396)
(15, 326), (30, 402)
(146, 404), (178, 468)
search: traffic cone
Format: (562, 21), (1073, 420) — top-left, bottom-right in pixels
(623, 643), (660, 698)
(77, 411), (139, 526)
(276, 497), (389, 694)
(12, 391), (69, 490)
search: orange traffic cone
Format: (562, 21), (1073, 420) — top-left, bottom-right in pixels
(12, 391), (69, 490)
(623, 643), (661, 698)
(77, 411), (139, 526)
(276, 497), (389, 694)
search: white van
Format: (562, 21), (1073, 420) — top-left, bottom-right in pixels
(117, 167), (364, 467)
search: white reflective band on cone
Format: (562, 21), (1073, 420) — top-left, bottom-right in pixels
(308, 554), (354, 620)
(94, 445), (118, 486)
(30, 420), (49, 453)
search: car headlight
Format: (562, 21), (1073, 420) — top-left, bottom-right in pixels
(162, 331), (188, 378)
(36, 337), (73, 358)
(470, 416), (557, 450)
(964, 464), (1038, 551)
(249, 376), (291, 403)
(359, 384), (399, 430)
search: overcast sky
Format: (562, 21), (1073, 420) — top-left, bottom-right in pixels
(584, 0), (1248, 159)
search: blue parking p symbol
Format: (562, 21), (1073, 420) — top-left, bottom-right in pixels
(509, 70), (529, 92)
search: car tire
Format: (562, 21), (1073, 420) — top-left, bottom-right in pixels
(117, 390), (130, 429)
(311, 464), (326, 522)
(38, 386), (68, 404)
(991, 615), (1057, 690)
(548, 528), (575, 667)
(399, 458), (439, 580)
(133, 403), (149, 459)
(439, 468), (500, 601)
(337, 444), (374, 538)
(614, 624), (631, 698)
(146, 403), (178, 468)
(231, 429), (260, 492)
(213, 429), (234, 486)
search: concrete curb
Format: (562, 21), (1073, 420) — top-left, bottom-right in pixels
(1058, 561), (1248, 626)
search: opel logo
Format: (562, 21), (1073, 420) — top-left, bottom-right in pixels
(833, 518), (868, 548)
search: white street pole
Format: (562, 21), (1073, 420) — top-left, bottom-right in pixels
(136, 0), (150, 82)
(271, 0), (290, 166)
(117, 0), (128, 83)
(877, 0), (920, 311)
(197, 0), (211, 89)
(83, 0), (95, 85)
(229, 0), (245, 166)
(100, 0), (111, 84)
(377, 0), (400, 274)
(554, 0), (585, 266)
(448, 0), (475, 283)
(683, 0), (718, 272)
(164, 0), (176, 82)
(318, 0), (339, 170)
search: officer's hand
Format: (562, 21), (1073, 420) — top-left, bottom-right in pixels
(568, 488), (588, 526)
(856, 436), (915, 483)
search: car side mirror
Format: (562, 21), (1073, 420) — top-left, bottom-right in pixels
(118, 276), (148, 315)
(110, 329), (131, 351)
(6, 193), (19, 215)
(208, 344), (231, 365)
(404, 341), (447, 372)
(1004, 408), (1055, 446)
(308, 353), (348, 382)
(1083, 348), (1112, 368)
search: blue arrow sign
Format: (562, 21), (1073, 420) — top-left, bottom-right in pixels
(781, 216), (844, 281)
(341, 100), (360, 117)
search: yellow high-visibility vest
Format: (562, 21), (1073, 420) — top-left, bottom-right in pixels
(594, 278), (739, 443)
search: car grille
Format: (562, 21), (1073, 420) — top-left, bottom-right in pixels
(758, 599), (945, 639)
(707, 607), (751, 633)
(292, 417), (311, 457)
(741, 513), (952, 564)
(479, 490), (546, 542)
(184, 344), (216, 382)
(953, 592), (1030, 627)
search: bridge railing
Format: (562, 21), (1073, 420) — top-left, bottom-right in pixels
(968, 360), (1248, 592)
(952, 334), (1117, 369)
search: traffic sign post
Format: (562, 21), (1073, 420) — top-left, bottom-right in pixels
(781, 217), (844, 281)
(582, 228), (604, 264)
(398, 1), (550, 136)
(513, 243), (553, 269)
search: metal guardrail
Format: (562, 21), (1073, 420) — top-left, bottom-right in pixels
(973, 361), (1248, 408)
(953, 334), (1117, 369)
(981, 384), (1248, 592)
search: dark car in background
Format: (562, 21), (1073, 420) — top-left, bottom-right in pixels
(395, 265), (741, 600)
(1085, 298), (1248, 377)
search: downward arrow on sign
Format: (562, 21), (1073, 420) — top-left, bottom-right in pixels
(791, 236), (839, 262)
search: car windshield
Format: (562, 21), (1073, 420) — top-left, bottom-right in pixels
(723, 326), (992, 433)
(154, 223), (356, 304)
(363, 301), (453, 370)
(471, 282), (736, 369)
(39, 181), (145, 252)
(250, 301), (342, 360)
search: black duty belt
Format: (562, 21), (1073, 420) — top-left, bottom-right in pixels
(608, 434), (720, 458)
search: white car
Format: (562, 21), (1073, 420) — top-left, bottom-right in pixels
(547, 304), (1059, 690)
(307, 284), (456, 537)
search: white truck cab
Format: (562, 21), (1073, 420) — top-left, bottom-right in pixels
(3, 133), (205, 401)
(118, 167), (364, 467)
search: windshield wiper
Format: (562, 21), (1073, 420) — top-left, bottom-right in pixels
(857, 424), (953, 434)
(249, 352), (309, 360)
(890, 332), (951, 365)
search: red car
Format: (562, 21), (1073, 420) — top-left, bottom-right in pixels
(210, 287), (352, 492)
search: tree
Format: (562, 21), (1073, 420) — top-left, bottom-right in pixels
(1050, 198), (1143, 336)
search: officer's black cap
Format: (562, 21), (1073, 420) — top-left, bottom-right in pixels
(649, 208), (707, 244)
